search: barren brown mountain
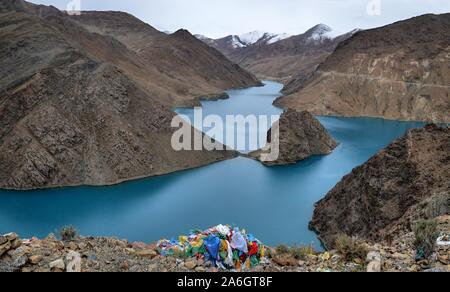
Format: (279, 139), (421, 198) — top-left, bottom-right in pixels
(0, 0), (262, 189)
(68, 11), (261, 107)
(276, 14), (450, 123)
(310, 124), (450, 249)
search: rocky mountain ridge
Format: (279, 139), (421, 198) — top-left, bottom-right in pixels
(275, 14), (450, 122)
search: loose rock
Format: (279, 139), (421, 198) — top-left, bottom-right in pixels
(184, 260), (197, 270)
(66, 251), (81, 272)
(49, 259), (65, 271)
(29, 255), (43, 265)
(134, 249), (158, 259)
(367, 261), (381, 272)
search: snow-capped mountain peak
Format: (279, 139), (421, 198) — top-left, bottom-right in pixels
(267, 33), (291, 44)
(238, 31), (291, 46)
(194, 31), (292, 50)
(194, 34), (209, 40)
(308, 24), (341, 40)
(238, 31), (267, 45)
(231, 35), (245, 48)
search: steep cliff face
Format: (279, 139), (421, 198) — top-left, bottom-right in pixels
(310, 124), (450, 248)
(0, 0), (240, 190)
(250, 110), (338, 165)
(275, 14), (450, 123)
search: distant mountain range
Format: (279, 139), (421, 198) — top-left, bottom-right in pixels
(196, 25), (359, 83)
(196, 31), (291, 50)
(197, 15), (450, 123)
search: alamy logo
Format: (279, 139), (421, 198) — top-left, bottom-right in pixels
(66, 0), (82, 16)
(367, 0), (382, 16)
(171, 108), (280, 162)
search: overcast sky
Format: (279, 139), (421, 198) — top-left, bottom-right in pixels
(30, 0), (450, 38)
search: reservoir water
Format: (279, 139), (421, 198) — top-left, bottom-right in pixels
(0, 81), (425, 248)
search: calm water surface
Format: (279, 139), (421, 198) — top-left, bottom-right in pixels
(0, 81), (425, 248)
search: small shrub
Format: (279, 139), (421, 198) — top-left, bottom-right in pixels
(275, 244), (289, 255)
(274, 244), (315, 260)
(413, 219), (439, 261)
(59, 226), (77, 242)
(423, 192), (449, 219)
(335, 234), (367, 262)
(290, 245), (315, 260)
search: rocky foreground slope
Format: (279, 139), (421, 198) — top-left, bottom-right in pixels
(311, 124), (450, 249)
(276, 14), (450, 123)
(0, 216), (448, 273)
(249, 110), (338, 165)
(0, 0), (258, 189)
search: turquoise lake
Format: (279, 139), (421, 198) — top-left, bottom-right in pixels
(0, 81), (425, 248)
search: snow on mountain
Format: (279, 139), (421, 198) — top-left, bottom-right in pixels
(308, 24), (342, 41)
(194, 31), (292, 49)
(267, 33), (291, 44)
(238, 31), (267, 45)
(238, 31), (291, 46)
(194, 34), (209, 40)
(347, 28), (363, 36)
(194, 26), (361, 53)
(231, 36), (245, 48)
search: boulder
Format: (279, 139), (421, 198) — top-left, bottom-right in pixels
(134, 249), (158, 259)
(366, 251), (382, 263)
(272, 255), (298, 267)
(29, 255), (43, 265)
(366, 251), (382, 272)
(49, 259), (65, 271)
(66, 251), (81, 272)
(13, 255), (28, 268)
(184, 260), (197, 270)
(0, 241), (11, 257)
(367, 261), (382, 273)
(195, 266), (206, 272)
(0, 233), (20, 257)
